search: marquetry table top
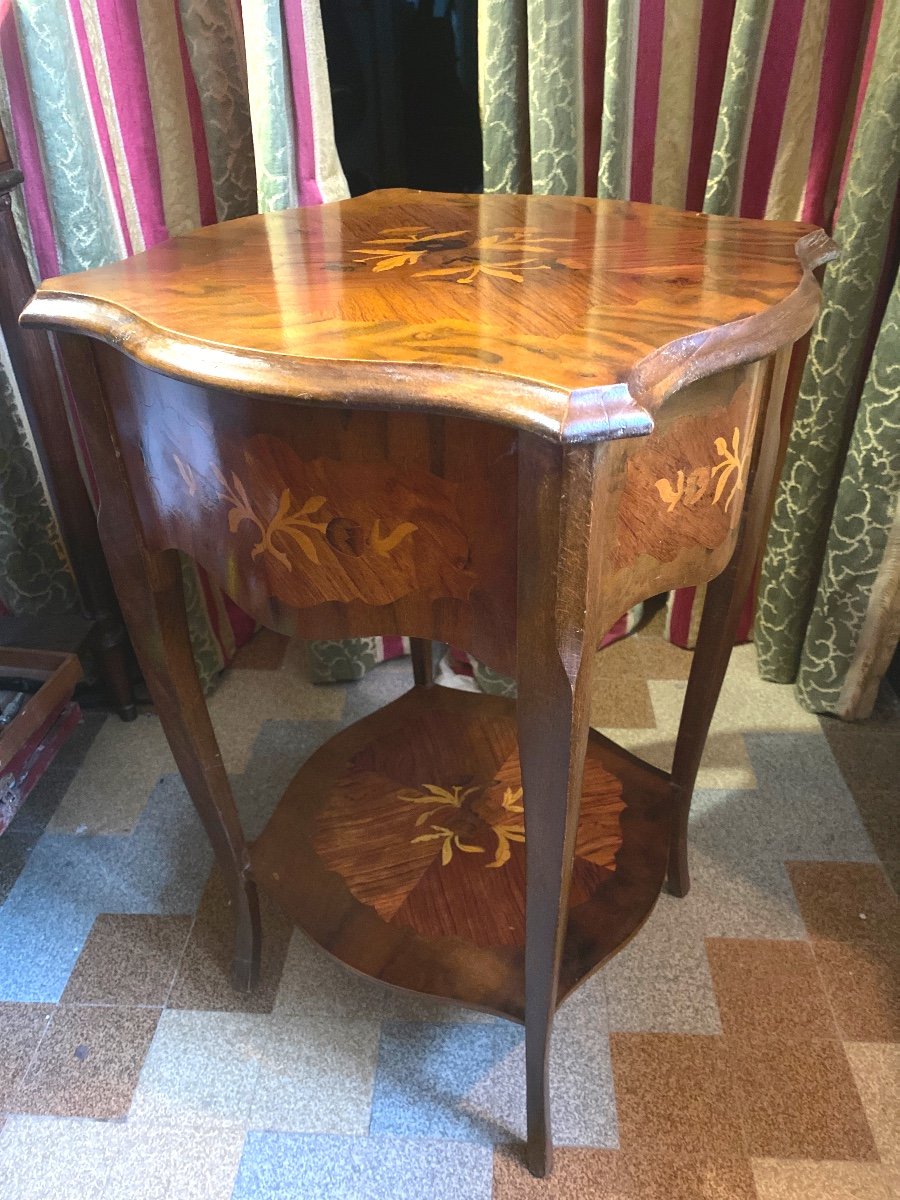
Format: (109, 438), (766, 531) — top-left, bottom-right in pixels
(24, 189), (834, 442)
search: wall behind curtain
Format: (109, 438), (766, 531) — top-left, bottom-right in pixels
(479, 0), (899, 718)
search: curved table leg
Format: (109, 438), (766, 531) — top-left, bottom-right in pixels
(110, 547), (261, 989)
(57, 335), (261, 990)
(668, 350), (792, 897)
(410, 638), (434, 686)
(517, 437), (605, 1176)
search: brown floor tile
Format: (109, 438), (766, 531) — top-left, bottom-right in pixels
(167, 869), (292, 1013)
(812, 939), (900, 1042)
(751, 1158), (893, 1199)
(729, 1035), (878, 1161)
(229, 628), (290, 671)
(11, 1004), (159, 1118)
(851, 790), (900, 894)
(821, 721), (900, 794)
(845, 1043), (900, 1171)
(786, 862), (899, 946)
(707, 939), (837, 1039)
(610, 1033), (746, 1156)
(590, 635), (692, 729)
(0, 1003), (54, 1109)
(493, 1143), (757, 1200)
(624, 1151), (758, 1200)
(61, 914), (192, 1006)
(493, 1146), (629, 1200)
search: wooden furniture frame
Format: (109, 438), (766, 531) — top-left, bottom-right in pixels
(0, 127), (135, 720)
(1, 646), (82, 832)
(22, 190), (835, 1176)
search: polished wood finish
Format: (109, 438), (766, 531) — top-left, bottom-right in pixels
(253, 684), (669, 1020)
(0, 129), (135, 720)
(20, 190), (835, 1176)
(23, 189), (833, 442)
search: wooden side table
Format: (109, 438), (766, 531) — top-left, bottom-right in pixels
(21, 190), (835, 1176)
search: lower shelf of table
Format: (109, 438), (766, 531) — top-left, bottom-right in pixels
(250, 683), (673, 1022)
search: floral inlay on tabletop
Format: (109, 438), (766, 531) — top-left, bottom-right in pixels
(345, 226), (586, 285)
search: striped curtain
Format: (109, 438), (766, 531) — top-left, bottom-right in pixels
(0, 0), (346, 688)
(480, 0), (899, 718)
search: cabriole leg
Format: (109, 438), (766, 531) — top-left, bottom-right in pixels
(668, 350), (792, 897)
(517, 436), (605, 1176)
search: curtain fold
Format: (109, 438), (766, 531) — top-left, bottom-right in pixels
(0, 0), (365, 688)
(478, 0), (898, 718)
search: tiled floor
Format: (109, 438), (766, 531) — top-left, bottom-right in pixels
(0, 618), (897, 1199)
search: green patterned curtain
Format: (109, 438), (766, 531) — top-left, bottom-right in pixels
(755, 12), (900, 717)
(479, 0), (899, 719)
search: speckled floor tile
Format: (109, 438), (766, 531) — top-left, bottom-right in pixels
(851, 790), (900, 893)
(61, 913), (191, 1006)
(0, 1004), (54, 1109)
(129, 1009), (267, 1124)
(812, 938), (900, 1042)
(493, 1145), (629, 1199)
(599, 645), (823, 790)
(821, 720), (900, 794)
(706, 938), (837, 1039)
(232, 719), (342, 839)
(206, 647), (346, 775)
(602, 895), (722, 1033)
(0, 1114), (126, 1200)
(167, 870), (291, 1014)
(232, 1132), (492, 1200)
(787, 862), (899, 945)
(622, 1150), (759, 1200)
(48, 712), (175, 836)
(729, 1034), (878, 1160)
(610, 1033), (745, 1157)
(751, 1158), (893, 1199)
(590, 635), (692, 729)
(249, 1014), (381, 1133)
(105, 1119), (246, 1200)
(371, 997), (616, 1147)
(676, 844), (807, 941)
(0, 775), (210, 1003)
(0, 836), (31, 907)
(11, 1004), (159, 1119)
(845, 1042), (900, 1170)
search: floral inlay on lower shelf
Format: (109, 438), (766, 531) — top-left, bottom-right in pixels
(654, 426), (750, 514)
(346, 226), (585, 285)
(401, 781), (525, 870)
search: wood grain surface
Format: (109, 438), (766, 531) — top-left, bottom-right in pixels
(251, 684), (672, 1022)
(21, 189), (835, 443)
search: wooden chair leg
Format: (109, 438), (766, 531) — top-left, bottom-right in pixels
(668, 350), (792, 897)
(410, 638), (434, 686)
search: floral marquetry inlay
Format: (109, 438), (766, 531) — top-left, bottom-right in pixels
(348, 226), (584, 285)
(310, 703), (628, 947)
(160, 434), (474, 610)
(654, 426), (750, 514)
